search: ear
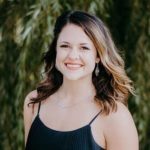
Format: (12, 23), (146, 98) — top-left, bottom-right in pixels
(96, 57), (100, 63)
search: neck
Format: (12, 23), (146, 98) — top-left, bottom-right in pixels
(57, 75), (96, 104)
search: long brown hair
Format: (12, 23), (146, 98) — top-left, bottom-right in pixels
(29, 11), (134, 114)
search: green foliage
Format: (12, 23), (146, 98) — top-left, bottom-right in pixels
(0, 0), (149, 149)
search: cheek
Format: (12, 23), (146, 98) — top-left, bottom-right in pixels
(84, 51), (96, 63)
(83, 54), (96, 70)
(89, 59), (96, 70)
(56, 50), (66, 61)
(55, 51), (61, 68)
(55, 50), (67, 69)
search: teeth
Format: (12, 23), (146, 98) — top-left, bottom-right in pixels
(66, 64), (81, 68)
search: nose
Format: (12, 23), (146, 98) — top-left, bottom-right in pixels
(67, 48), (80, 60)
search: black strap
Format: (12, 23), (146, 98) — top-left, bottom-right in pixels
(89, 110), (102, 125)
(37, 102), (41, 115)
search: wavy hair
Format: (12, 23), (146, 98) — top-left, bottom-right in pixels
(29, 11), (134, 114)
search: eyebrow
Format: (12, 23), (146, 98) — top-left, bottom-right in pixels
(60, 41), (90, 45)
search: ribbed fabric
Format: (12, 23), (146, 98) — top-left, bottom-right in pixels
(25, 102), (105, 150)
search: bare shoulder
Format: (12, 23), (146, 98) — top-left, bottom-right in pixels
(23, 90), (38, 144)
(24, 90), (38, 114)
(102, 101), (139, 150)
(103, 101), (134, 124)
(24, 90), (38, 104)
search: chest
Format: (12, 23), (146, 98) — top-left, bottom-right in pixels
(25, 115), (105, 150)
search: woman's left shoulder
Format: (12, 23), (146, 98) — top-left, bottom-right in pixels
(106, 101), (133, 122)
(103, 101), (136, 130)
(102, 101), (139, 150)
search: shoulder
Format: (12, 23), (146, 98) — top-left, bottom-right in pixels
(102, 101), (139, 150)
(24, 90), (38, 115)
(103, 101), (134, 124)
(24, 90), (38, 103)
(23, 90), (39, 144)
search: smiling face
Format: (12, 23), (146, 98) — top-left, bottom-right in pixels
(55, 24), (100, 81)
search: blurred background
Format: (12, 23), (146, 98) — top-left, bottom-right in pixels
(0, 0), (150, 149)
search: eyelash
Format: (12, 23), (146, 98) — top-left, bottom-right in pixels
(60, 45), (69, 48)
(81, 46), (90, 50)
(59, 45), (90, 50)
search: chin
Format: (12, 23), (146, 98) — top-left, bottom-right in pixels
(64, 76), (82, 81)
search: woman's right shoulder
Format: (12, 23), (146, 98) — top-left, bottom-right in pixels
(24, 90), (38, 116)
(23, 90), (38, 144)
(25, 90), (38, 102)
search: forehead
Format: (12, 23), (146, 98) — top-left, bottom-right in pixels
(57, 24), (94, 45)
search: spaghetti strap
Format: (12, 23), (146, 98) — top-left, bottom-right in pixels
(37, 102), (41, 115)
(89, 110), (102, 125)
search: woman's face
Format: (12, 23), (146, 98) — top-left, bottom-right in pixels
(56, 23), (100, 81)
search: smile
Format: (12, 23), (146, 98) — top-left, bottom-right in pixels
(65, 63), (83, 70)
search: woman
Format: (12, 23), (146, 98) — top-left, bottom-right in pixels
(24, 11), (139, 150)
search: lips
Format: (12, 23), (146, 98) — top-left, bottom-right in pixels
(64, 63), (84, 70)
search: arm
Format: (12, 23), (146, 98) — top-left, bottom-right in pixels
(23, 90), (37, 145)
(103, 102), (139, 150)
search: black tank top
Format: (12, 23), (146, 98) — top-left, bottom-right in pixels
(25, 102), (105, 150)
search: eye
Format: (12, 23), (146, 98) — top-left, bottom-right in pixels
(81, 46), (90, 50)
(60, 44), (70, 48)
